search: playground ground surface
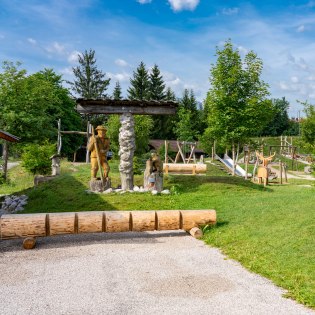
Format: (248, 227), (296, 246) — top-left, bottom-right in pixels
(0, 231), (314, 315)
(0, 160), (314, 309)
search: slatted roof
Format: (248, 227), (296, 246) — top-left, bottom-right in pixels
(0, 130), (20, 143)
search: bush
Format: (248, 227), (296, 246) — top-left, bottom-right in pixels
(21, 142), (55, 175)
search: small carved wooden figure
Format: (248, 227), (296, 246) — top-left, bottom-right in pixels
(144, 151), (163, 191)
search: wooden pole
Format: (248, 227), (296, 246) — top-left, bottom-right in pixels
(280, 161), (283, 185)
(284, 163), (288, 183)
(245, 153), (248, 180)
(165, 140), (168, 164)
(2, 141), (8, 180)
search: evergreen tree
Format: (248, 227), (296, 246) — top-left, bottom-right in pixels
(165, 87), (176, 101)
(149, 64), (165, 100)
(112, 81), (122, 100)
(127, 62), (152, 154)
(127, 61), (150, 100)
(68, 49), (110, 98)
(174, 89), (199, 141)
(260, 97), (290, 136)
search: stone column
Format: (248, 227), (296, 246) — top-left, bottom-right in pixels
(119, 113), (135, 191)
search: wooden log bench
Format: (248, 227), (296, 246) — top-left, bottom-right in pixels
(0, 210), (216, 249)
(163, 163), (207, 175)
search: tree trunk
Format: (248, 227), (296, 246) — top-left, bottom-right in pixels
(232, 142), (235, 176)
(119, 113), (135, 191)
(2, 141), (9, 180)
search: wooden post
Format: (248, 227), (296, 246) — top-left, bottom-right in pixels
(165, 140), (168, 164)
(86, 119), (91, 163)
(280, 161), (283, 185)
(284, 163), (288, 183)
(57, 119), (62, 155)
(2, 141), (8, 180)
(211, 146), (214, 162)
(245, 153), (248, 180)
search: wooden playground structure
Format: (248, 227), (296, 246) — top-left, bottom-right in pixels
(163, 140), (206, 175)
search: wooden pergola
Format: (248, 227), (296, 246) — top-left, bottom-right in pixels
(76, 98), (178, 190)
(0, 130), (20, 143)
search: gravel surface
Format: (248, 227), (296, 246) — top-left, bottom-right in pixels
(0, 231), (313, 315)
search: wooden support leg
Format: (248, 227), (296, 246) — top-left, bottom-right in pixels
(189, 227), (203, 239)
(23, 237), (36, 250)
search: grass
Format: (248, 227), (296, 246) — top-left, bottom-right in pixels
(1, 160), (315, 308)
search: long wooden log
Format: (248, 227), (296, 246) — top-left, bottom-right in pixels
(0, 210), (216, 240)
(163, 163), (207, 174)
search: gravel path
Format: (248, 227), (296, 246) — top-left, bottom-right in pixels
(0, 231), (313, 315)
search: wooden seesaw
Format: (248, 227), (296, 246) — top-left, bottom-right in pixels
(0, 210), (216, 249)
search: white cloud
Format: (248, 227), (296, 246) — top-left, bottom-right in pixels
(45, 41), (66, 55)
(27, 38), (37, 45)
(238, 45), (248, 55)
(137, 0), (152, 3)
(68, 50), (81, 63)
(115, 59), (129, 67)
(108, 72), (130, 82)
(59, 67), (73, 75)
(0, 34), (5, 40)
(291, 76), (299, 83)
(221, 7), (239, 16)
(168, 0), (199, 12)
(297, 25), (305, 32)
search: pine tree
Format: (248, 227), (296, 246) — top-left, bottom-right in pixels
(68, 49), (110, 98)
(112, 81), (122, 100)
(127, 61), (150, 100)
(165, 87), (176, 101)
(127, 62), (152, 154)
(149, 64), (165, 100)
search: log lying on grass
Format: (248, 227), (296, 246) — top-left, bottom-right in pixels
(163, 163), (207, 175)
(0, 210), (216, 244)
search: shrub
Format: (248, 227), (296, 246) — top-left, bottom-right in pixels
(21, 142), (55, 175)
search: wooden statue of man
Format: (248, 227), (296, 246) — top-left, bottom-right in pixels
(88, 125), (110, 180)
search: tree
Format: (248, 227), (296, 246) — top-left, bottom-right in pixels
(149, 64), (165, 100)
(127, 62), (153, 155)
(68, 49), (111, 98)
(260, 97), (290, 136)
(174, 89), (199, 141)
(204, 40), (273, 174)
(112, 81), (122, 100)
(300, 101), (315, 153)
(127, 61), (150, 100)
(0, 62), (82, 162)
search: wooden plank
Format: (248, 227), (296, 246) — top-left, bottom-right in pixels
(76, 104), (176, 115)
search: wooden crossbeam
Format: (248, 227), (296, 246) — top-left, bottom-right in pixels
(76, 99), (178, 116)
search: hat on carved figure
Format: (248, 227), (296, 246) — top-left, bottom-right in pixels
(95, 125), (107, 132)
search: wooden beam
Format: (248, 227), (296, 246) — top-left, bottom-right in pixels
(76, 99), (178, 116)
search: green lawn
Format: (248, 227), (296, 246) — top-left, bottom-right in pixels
(1, 160), (315, 308)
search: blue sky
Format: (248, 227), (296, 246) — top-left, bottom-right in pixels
(1, 0), (315, 116)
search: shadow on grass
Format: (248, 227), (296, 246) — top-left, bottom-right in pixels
(2, 169), (118, 213)
(165, 174), (273, 194)
(0, 230), (188, 253)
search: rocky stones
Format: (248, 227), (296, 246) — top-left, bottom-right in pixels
(1, 195), (28, 214)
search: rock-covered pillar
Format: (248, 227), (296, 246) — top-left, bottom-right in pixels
(119, 113), (135, 191)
